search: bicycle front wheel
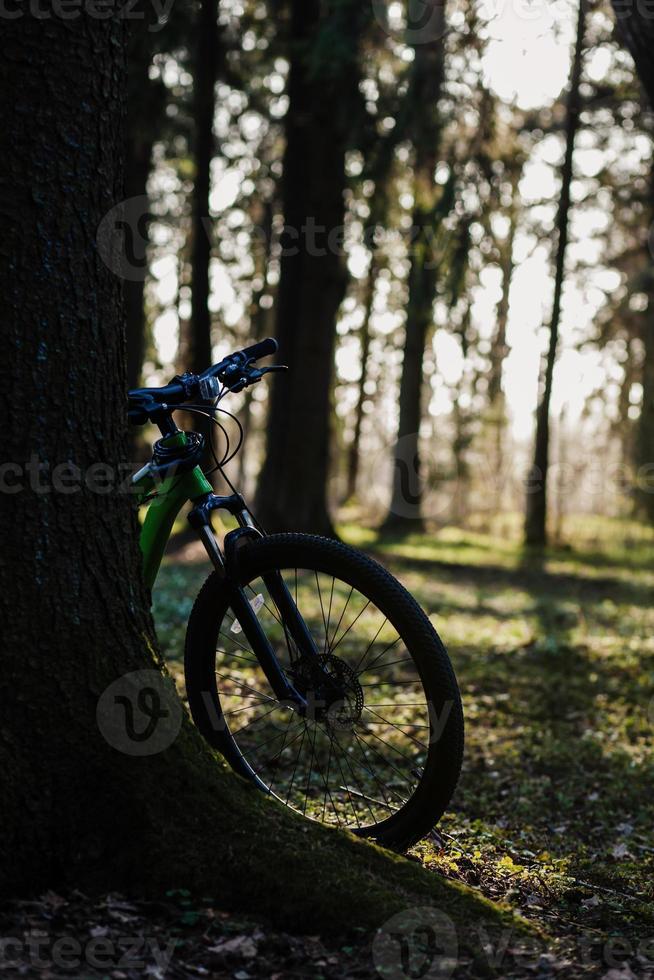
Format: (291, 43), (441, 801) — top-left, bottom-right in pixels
(184, 533), (463, 850)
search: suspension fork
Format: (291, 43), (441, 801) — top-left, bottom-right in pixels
(262, 571), (322, 661)
(188, 492), (312, 707)
(224, 504), (323, 664)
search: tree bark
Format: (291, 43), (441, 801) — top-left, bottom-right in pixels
(237, 199), (275, 488)
(611, 0), (654, 107)
(382, 20), (447, 534)
(524, 0), (586, 547)
(487, 193), (517, 507)
(635, 184), (654, 520)
(487, 209), (516, 410)
(124, 29), (162, 392)
(0, 10), (159, 890)
(255, 0), (368, 536)
(345, 264), (377, 502)
(176, 0), (220, 471)
(187, 0), (220, 375)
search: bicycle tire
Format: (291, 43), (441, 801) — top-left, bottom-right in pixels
(184, 533), (464, 851)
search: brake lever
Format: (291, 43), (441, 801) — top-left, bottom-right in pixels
(244, 364), (288, 387)
(258, 364), (288, 376)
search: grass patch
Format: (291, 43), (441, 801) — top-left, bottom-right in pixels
(153, 516), (654, 976)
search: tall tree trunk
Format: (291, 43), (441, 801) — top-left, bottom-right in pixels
(524, 0), (586, 547)
(124, 140), (150, 393)
(188, 0), (219, 375)
(237, 200), (275, 489)
(611, 0), (654, 107)
(0, 10), (160, 891)
(487, 209), (516, 410)
(176, 0), (220, 474)
(633, 161), (654, 519)
(487, 198), (517, 508)
(0, 9), (493, 932)
(345, 263), (377, 502)
(124, 28), (166, 464)
(382, 21), (447, 534)
(255, 0), (368, 535)
(124, 30), (159, 392)
(635, 278), (654, 520)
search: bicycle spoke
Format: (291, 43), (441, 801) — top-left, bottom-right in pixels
(358, 635), (403, 676)
(352, 616), (390, 674)
(302, 721), (318, 815)
(352, 728), (418, 791)
(284, 725), (308, 806)
(263, 712), (298, 793)
(322, 729), (363, 829)
(366, 656), (414, 673)
(250, 723), (306, 785)
(329, 731), (380, 825)
(218, 631), (258, 659)
(315, 571), (328, 652)
(214, 689), (271, 702)
(363, 706), (429, 751)
(239, 714), (303, 760)
(351, 730), (406, 811)
(214, 670), (277, 703)
(339, 785), (400, 813)
(358, 723), (424, 767)
(206, 559), (441, 836)
(230, 703), (282, 738)
(360, 679), (422, 687)
(327, 585), (354, 650)
(329, 599), (371, 656)
(324, 577), (336, 656)
(319, 733), (339, 825)
(217, 647), (260, 666)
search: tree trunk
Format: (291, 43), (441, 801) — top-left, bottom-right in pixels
(345, 264), (377, 502)
(187, 0), (219, 374)
(0, 10), (505, 935)
(487, 209), (516, 410)
(635, 287), (654, 520)
(487, 196), (517, 508)
(255, 0), (367, 536)
(180, 0), (220, 470)
(237, 200), (275, 489)
(524, 0), (586, 547)
(124, 28), (167, 464)
(611, 0), (654, 107)
(382, 22), (447, 534)
(124, 29), (160, 392)
(0, 10), (160, 891)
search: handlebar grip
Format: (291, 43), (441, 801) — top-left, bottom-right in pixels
(242, 337), (278, 361)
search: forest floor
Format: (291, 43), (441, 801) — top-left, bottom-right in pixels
(4, 516), (653, 978)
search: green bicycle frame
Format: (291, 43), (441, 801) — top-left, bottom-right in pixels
(132, 431), (319, 707)
(133, 432), (214, 590)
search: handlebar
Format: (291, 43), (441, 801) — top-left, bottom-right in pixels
(128, 337), (282, 426)
(240, 337), (278, 363)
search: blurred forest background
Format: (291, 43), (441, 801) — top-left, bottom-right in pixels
(126, 0), (654, 548)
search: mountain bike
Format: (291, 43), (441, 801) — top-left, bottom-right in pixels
(128, 338), (464, 850)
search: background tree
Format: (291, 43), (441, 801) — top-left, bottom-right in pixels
(186, 0), (221, 374)
(382, 15), (449, 533)
(255, 0), (372, 534)
(611, 0), (654, 106)
(524, 0), (588, 546)
(125, 27), (167, 393)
